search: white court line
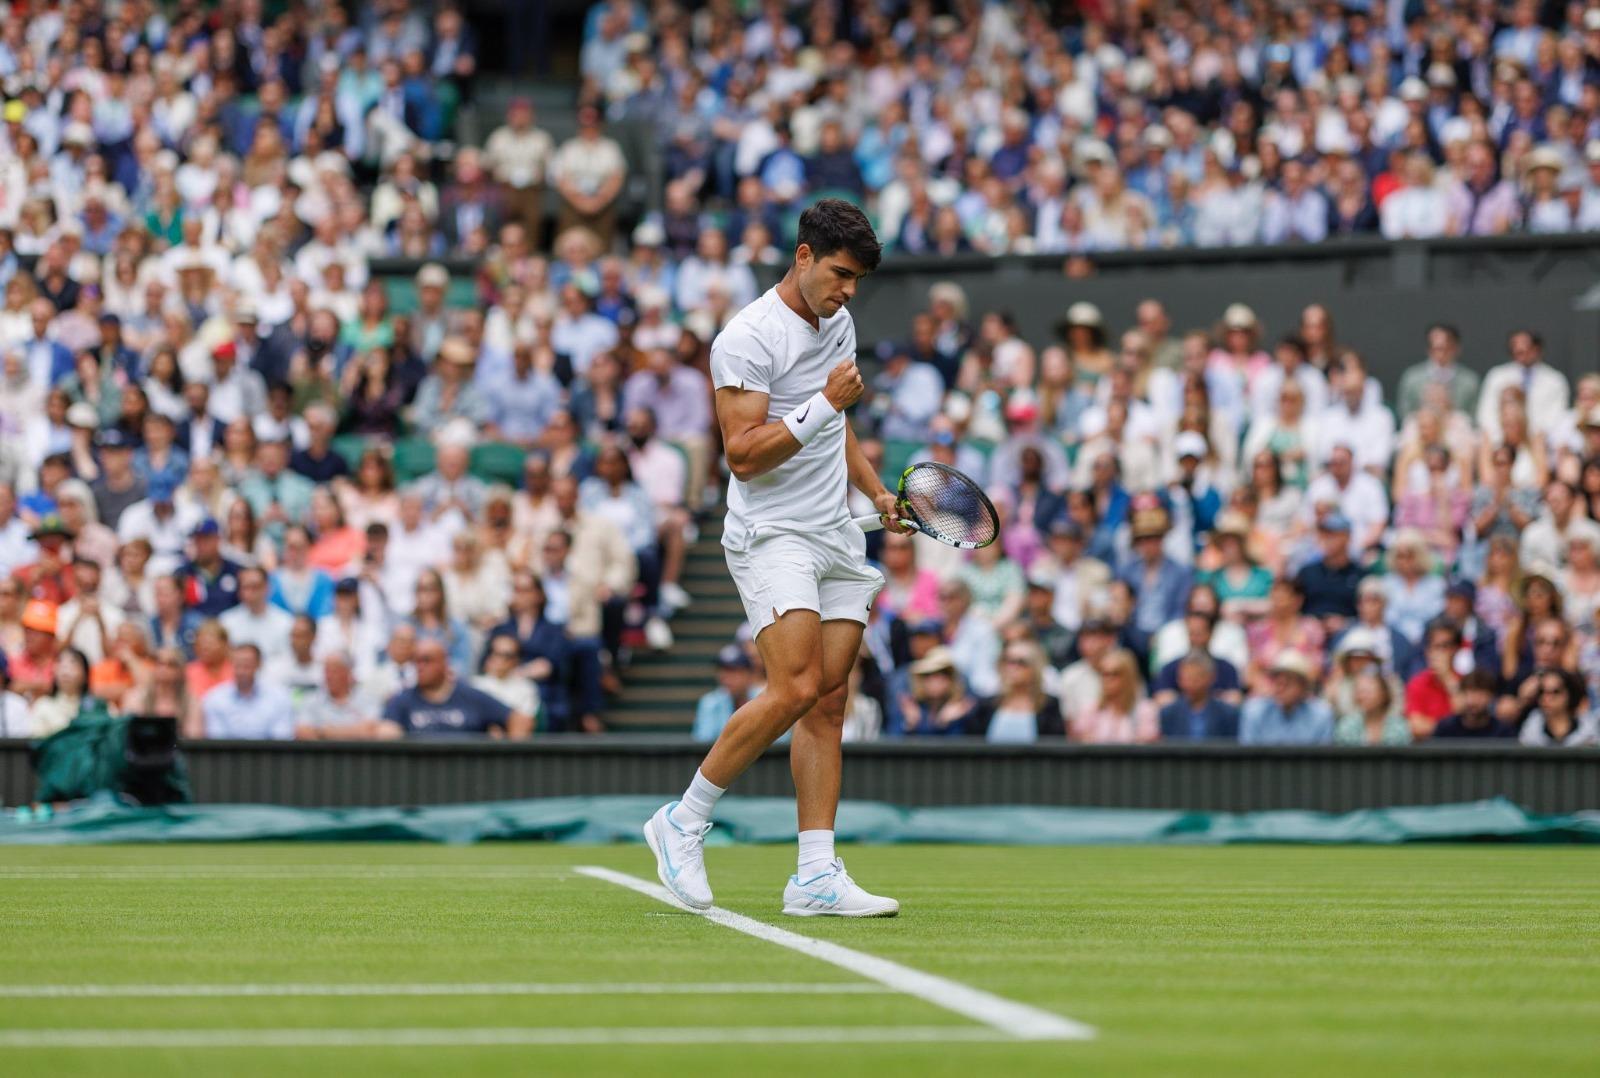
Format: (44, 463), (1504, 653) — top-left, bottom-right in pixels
(0, 982), (889, 999)
(0, 1025), (1009, 1049)
(0, 863), (569, 870)
(575, 866), (1094, 1042)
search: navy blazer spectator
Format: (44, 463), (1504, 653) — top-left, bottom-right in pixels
(1159, 697), (1242, 740)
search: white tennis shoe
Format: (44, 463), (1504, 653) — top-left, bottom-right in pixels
(782, 859), (899, 918)
(643, 802), (713, 910)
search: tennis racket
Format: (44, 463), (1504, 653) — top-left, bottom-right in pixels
(854, 462), (1001, 549)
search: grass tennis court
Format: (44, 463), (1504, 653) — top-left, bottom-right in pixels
(3, 843), (1597, 1076)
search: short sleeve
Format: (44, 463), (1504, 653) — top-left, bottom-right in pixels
(468, 687), (512, 732)
(381, 694), (408, 731)
(710, 325), (773, 393)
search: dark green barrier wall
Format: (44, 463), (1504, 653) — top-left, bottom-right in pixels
(753, 233), (1600, 390)
(3, 739), (1596, 814)
(371, 233), (1600, 391)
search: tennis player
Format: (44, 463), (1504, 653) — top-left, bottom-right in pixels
(645, 199), (907, 917)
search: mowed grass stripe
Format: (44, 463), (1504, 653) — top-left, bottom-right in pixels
(0, 1025), (1011, 1049)
(0, 982), (891, 999)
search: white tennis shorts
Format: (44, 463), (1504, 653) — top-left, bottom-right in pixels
(725, 522), (886, 637)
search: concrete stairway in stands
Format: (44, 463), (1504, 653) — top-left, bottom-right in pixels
(608, 512), (744, 730)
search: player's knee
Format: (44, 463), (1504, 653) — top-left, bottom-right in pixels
(772, 670), (822, 719)
(809, 682), (848, 727)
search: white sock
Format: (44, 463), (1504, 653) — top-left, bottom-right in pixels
(670, 769), (725, 827)
(797, 829), (836, 879)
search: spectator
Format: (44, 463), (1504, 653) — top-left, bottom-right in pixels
(270, 525), (335, 620)
(1240, 651), (1335, 745)
(472, 632), (541, 727)
(1150, 597), (1245, 709)
(1335, 670), (1411, 746)
(219, 567), (294, 666)
(1071, 648), (1158, 744)
(0, 652), (33, 737)
(54, 557), (120, 664)
(1245, 578), (1326, 692)
(970, 641), (1065, 744)
(380, 638), (532, 738)
(1118, 506), (1192, 636)
(484, 99), (556, 249)
(1019, 573), (1075, 673)
(1199, 511), (1273, 622)
(30, 645), (93, 737)
(296, 651), (387, 741)
(1433, 669), (1518, 739)
(405, 569), (473, 676)
(958, 535), (1026, 630)
(1518, 668), (1598, 746)
(1304, 447), (1390, 559)
(201, 643), (294, 741)
(1158, 650), (1242, 741)
(1521, 480), (1600, 577)
(933, 579), (1001, 698)
(551, 104), (627, 245)
(9, 598), (60, 701)
(693, 643), (764, 743)
(1381, 530), (1447, 647)
(870, 341), (945, 445)
(891, 646), (981, 738)
(1295, 512), (1369, 631)
(89, 428), (146, 530)
(1477, 330), (1569, 443)
(266, 615), (323, 707)
(1037, 520), (1111, 633)
(1397, 323), (1481, 419)
(1059, 617), (1117, 725)
(488, 571), (569, 730)
(1405, 621), (1468, 739)
(149, 574), (200, 660)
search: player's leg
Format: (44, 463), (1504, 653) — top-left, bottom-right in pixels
(699, 608), (824, 786)
(781, 530), (897, 917)
(789, 617), (864, 838)
(644, 537), (826, 909)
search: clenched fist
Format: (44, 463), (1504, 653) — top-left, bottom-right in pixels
(822, 359), (865, 411)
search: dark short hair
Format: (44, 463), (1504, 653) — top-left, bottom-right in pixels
(797, 198), (881, 272)
(1427, 322), (1460, 343)
(232, 642), (262, 662)
(1460, 668), (1497, 693)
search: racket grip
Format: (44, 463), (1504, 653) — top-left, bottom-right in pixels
(853, 513), (886, 533)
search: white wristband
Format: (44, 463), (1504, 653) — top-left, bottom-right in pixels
(782, 390), (837, 446)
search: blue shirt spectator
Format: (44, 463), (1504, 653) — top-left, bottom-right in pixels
(201, 645), (294, 740)
(1118, 511), (1194, 635)
(1240, 653), (1336, 745)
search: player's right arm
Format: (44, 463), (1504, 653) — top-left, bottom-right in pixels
(716, 360), (864, 482)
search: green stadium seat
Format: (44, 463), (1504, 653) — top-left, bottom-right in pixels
(331, 434), (372, 472)
(470, 442), (528, 486)
(392, 437), (437, 484)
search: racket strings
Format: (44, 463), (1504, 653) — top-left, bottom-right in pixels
(902, 466), (998, 546)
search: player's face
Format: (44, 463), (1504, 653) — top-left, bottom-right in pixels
(800, 248), (868, 318)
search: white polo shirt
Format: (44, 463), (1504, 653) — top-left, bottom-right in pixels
(710, 287), (855, 551)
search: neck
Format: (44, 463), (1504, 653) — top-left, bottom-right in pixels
(775, 268), (817, 328)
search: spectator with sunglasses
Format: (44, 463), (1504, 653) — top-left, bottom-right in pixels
(1518, 668), (1598, 746)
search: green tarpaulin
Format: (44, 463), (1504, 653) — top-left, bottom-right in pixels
(2, 795), (1599, 846)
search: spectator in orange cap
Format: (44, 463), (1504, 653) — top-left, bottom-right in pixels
(9, 599), (60, 700)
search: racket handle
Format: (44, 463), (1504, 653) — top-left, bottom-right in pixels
(853, 513), (886, 533)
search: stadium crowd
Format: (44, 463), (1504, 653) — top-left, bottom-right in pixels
(742, 288), (1597, 748)
(0, 0), (1595, 750)
(588, 0), (1600, 251)
(0, 0), (711, 741)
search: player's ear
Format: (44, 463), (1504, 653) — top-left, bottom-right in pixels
(794, 242), (812, 272)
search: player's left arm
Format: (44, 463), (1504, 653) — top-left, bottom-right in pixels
(844, 420), (912, 533)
